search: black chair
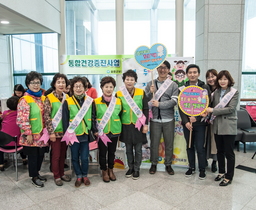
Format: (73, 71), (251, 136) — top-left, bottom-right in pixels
(0, 131), (23, 181)
(236, 110), (256, 153)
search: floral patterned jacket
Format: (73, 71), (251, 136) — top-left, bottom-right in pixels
(16, 92), (48, 147)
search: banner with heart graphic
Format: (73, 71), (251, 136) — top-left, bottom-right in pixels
(134, 43), (167, 71)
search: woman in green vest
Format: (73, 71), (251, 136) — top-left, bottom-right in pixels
(44, 73), (71, 186)
(94, 76), (122, 182)
(116, 70), (149, 180)
(16, 71), (48, 188)
(62, 76), (96, 188)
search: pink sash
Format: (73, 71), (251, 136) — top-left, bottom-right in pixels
(40, 93), (66, 144)
(97, 96), (117, 146)
(120, 86), (146, 131)
(148, 78), (174, 119)
(209, 87), (237, 123)
(62, 96), (93, 145)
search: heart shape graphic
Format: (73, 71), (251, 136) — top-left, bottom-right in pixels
(134, 43), (167, 71)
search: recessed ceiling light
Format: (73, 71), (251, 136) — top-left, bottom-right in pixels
(1, 21), (10, 24)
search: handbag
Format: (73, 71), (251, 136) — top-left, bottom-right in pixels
(72, 96), (96, 143)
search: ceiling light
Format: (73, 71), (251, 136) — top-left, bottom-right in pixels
(1, 21), (10, 24)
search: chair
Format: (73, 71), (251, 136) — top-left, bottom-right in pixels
(0, 131), (23, 181)
(236, 110), (256, 153)
(89, 141), (100, 176)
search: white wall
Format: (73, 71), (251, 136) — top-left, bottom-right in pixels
(0, 35), (12, 100)
(0, 0), (61, 33)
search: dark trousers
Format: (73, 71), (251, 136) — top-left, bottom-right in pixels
(50, 138), (67, 179)
(183, 125), (206, 171)
(98, 136), (118, 170)
(28, 152), (44, 178)
(214, 134), (236, 180)
(125, 142), (142, 172)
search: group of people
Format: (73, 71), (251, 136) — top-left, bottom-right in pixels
(0, 60), (239, 188)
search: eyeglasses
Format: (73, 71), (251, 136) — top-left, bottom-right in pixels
(175, 74), (185, 79)
(29, 81), (41, 86)
(74, 85), (84, 89)
(157, 66), (168, 71)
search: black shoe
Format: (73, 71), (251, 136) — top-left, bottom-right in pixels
(166, 165), (174, 175)
(219, 179), (232, 186)
(199, 170), (206, 180)
(185, 168), (195, 177)
(22, 159), (28, 166)
(132, 171), (140, 180)
(149, 164), (157, 174)
(215, 174), (225, 181)
(64, 163), (69, 168)
(38, 174), (47, 182)
(211, 161), (217, 173)
(31, 177), (44, 188)
(125, 169), (134, 178)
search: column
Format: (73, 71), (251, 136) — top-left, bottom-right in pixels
(195, 0), (245, 91)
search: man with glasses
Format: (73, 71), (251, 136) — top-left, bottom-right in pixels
(145, 60), (178, 175)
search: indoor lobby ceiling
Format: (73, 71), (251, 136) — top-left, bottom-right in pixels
(0, 4), (53, 35)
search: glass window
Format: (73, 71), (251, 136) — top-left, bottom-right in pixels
(242, 0), (256, 98)
(158, 1), (175, 55)
(12, 33), (58, 90)
(184, 0), (195, 57)
(124, 1), (176, 55)
(124, 9), (150, 54)
(66, 0), (116, 95)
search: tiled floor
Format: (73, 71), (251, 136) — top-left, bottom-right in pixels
(1, 143), (256, 210)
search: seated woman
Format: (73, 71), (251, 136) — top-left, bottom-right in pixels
(0, 96), (27, 171)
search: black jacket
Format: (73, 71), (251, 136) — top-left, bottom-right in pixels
(179, 79), (211, 126)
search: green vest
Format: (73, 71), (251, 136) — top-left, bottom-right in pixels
(47, 93), (68, 133)
(22, 95), (45, 134)
(94, 97), (122, 134)
(116, 88), (144, 125)
(66, 96), (92, 135)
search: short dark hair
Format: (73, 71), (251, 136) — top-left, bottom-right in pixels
(82, 77), (92, 88)
(6, 96), (19, 110)
(176, 60), (185, 65)
(25, 71), (43, 87)
(122, 70), (138, 82)
(162, 60), (170, 69)
(70, 76), (88, 95)
(206, 69), (218, 78)
(216, 70), (235, 89)
(100, 76), (116, 88)
(50, 73), (68, 90)
(186, 64), (200, 74)
(13, 84), (25, 94)
(175, 69), (185, 75)
(67, 79), (71, 86)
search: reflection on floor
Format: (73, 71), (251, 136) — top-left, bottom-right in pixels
(0, 143), (256, 210)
